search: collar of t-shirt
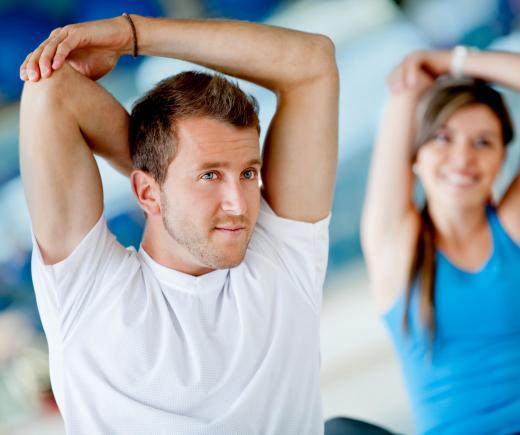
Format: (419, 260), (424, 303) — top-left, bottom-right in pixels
(139, 247), (229, 295)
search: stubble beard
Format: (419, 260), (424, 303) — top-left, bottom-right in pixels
(160, 194), (251, 270)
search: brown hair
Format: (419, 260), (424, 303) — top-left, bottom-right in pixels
(129, 71), (260, 186)
(403, 77), (514, 337)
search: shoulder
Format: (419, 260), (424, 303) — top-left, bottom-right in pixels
(244, 196), (331, 310)
(490, 205), (520, 249)
(497, 175), (520, 245)
(32, 213), (137, 281)
(249, 196), (330, 254)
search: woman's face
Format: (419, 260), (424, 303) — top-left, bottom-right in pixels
(415, 103), (505, 210)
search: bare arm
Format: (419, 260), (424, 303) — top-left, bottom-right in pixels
(361, 93), (419, 256)
(361, 53), (435, 256)
(417, 49), (520, 92)
(361, 54), (433, 311)
(20, 64), (130, 264)
(21, 16), (339, 222)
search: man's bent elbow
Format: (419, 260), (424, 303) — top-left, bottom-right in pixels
(21, 65), (76, 113)
(298, 34), (339, 86)
(316, 35), (337, 65)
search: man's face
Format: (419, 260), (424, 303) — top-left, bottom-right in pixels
(160, 117), (261, 271)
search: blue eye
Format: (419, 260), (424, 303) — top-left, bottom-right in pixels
(201, 172), (217, 180)
(243, 169), (257, 180)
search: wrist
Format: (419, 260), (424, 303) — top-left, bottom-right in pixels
(118, 14), (140, 57)
(449, 46), (478, 77)
(450, 46), (468, 77)
(129, 15), (154, 57)
(423, 50), (451, 76)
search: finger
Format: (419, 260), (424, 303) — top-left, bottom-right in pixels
(39, 28), (65, 77)
(52, 27), (80, 70)
(39, 37), (62, 78)
(26, 43), (48, 82)
(20, 51), (33, 81)
(405, 60), (417, 88)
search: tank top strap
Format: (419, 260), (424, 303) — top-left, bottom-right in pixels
(485, 204), (520, 254)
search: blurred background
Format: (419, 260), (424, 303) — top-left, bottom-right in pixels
(1, 0), (519, 433)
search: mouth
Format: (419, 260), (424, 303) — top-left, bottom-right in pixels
(214, 226), (246, 235)
(215, 227), (244, 232)
(440, 171), (479, 188)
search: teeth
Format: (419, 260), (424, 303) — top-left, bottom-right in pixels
(443, 173), (476, 186)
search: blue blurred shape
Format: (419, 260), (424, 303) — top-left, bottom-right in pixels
(204, 0), (280, 20)
(107, 209), (145, 250)
(73, 0), (162, 21)
(0, 7), (58, 102)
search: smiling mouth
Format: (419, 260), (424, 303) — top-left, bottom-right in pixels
(441, 172), (479, 188)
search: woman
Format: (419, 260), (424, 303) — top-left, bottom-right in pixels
(361, 49), (520, 434)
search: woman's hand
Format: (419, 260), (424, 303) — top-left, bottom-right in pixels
(20, 16), (134, 82)
(387, 50), (451, 96)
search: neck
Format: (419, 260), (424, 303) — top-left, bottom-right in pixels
(427, 201), (488, 248)
(141, 220), (215, 276)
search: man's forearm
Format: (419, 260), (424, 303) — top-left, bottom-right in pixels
(130, 15), (336, 92)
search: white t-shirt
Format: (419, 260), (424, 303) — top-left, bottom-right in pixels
(31, 198), (330, 435)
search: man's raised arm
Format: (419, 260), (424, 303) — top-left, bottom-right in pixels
(22, 15), (339, 223)
(20, 64), (131, 264)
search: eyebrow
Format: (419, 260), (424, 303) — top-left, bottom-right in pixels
(477, 131), (501, 137)
(439, 126), (501, 137)
(196, 158), (263, 171)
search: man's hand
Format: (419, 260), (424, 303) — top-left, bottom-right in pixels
(20, 16), (134, 82)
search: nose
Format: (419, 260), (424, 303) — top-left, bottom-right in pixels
(220, 180), (247, 215)
(451, 140), (475, 167)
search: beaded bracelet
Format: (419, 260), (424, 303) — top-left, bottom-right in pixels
(122, 13), (138, 58)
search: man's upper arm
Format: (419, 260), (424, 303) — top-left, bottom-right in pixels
(261, 36), (339, 223)
(19, 66), (114, 264)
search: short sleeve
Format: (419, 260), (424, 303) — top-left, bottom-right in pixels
(31, 215), (134, 347)
(248, 197), (331, 309)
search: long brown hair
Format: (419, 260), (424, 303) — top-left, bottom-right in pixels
(403, 78), (514, 337)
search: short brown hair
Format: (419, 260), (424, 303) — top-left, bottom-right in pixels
(129, 71), (260, 185)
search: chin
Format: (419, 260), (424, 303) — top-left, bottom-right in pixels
(217, 252), (247, 269)
(202, 246), (248, 269)
(215, 259), (244, 269)
(433, 191), (488, 210)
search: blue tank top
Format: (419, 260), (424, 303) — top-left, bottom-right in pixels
(384, 206), (520, 434)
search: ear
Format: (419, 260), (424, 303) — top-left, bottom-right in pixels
(411, 149), (422, 178)
(131, 170), (162, 216)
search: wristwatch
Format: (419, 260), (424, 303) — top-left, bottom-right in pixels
(450, 45), (477, 78)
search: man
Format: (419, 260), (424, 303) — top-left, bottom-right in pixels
(20, 13), (338, 434)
